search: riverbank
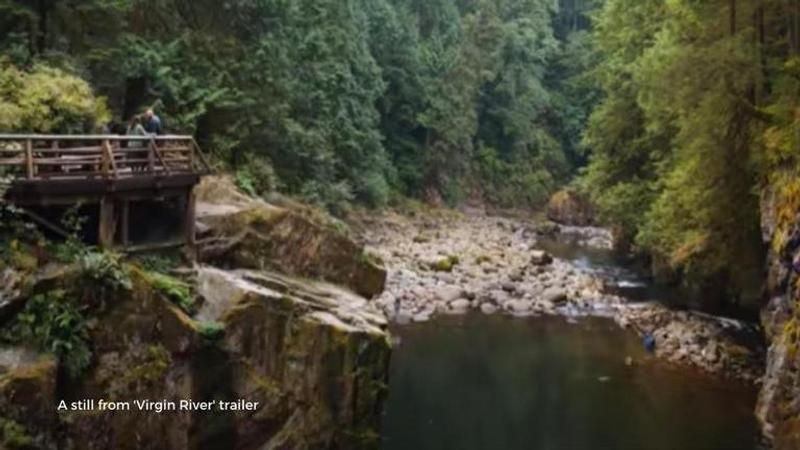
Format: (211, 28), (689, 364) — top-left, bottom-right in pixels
(356, 207), (763, 381)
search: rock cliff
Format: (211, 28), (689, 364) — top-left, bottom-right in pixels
(758, 174), (800, 448)
(0, 177), (391, 450)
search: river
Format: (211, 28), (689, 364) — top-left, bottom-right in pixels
(380, 313), (760, 450)
(378, 227), (763, 450)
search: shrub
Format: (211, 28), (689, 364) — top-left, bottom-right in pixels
(3, 290), (92, 378)
(235, 169), (258, 197)
(145, 272), (194, 313)
(355, 171), (389, 209)
(235, 156), (279, 198)
(0, 61), (109, 133)
(301, 180), (355, 217)
(197, 321), (225, 341)
(79, 251), (133, 292)
(52, 205), (89, 263)
(0, 417), (33, 450)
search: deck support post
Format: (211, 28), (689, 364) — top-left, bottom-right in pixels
(98, 195), (116, 249)
(25, 139), (33, 179)
(185, 188), (196, 246)
(120, 200), (130, 247)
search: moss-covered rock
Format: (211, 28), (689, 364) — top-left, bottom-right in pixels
(197, 267), (391, 449)
(546, 188), (594, 226)
(58, 268), (200, 450)
(0, 263), (390, 450)
(0, 348), (57, 450)
(430, 255), (461, 272)
(196, 177), (387, 298)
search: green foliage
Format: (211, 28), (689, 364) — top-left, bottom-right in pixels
(197, 321), (225, 341)
(116, 34), (238, 133)
(235, 156), (279, 199)
(763, 57), (800, 254)
(2, 290), (92, 378)
(52, 205), (89, 263)
(0, 60), (109, 133)
(78, 251), (133, 292)
(431, 254), (460, 272)
(301, 180), (356, 217)
(2, 239), (38, 272)
(0, 0), (582, 212)
(132, 252), (182, 274)
(0, 417), (33, 450)
(578, 0), (800, 305)
(235, 170), (258, 198)
(145, 271), (193, 314)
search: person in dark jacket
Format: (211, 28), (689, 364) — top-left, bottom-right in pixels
(643, 333), (656, 353)
(142, 109), (163, 135)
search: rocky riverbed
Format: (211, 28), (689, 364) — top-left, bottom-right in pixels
(356, 208), (763, 381)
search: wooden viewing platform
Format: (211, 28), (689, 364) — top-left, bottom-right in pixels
(0, 135), (212, 250)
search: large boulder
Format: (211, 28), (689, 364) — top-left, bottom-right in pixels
(546, 188), (594, 226)
(195, 177), (387, 298)
(195, 267), (390, 450)
(530, 250), (553, 266)
(3, 262), (390, 450)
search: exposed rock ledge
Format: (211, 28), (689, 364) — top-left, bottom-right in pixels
(195, 176), (387, 299)
(0, 264), (390, 450)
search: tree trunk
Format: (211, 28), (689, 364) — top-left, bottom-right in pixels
(795, 0), (800, 55)
(753, 0), (765, 105)
(36, 0), (50, 54)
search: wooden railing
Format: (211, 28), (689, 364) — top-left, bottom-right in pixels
(0, 135), (211, 181)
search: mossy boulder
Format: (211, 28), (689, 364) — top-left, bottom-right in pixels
(533, 220), (561, 237)
(430, 255), (460, 272)
(546, 188), (594, 226)
(196, 177), (387, 298)
(0, 348), (57, 449)
(196, 267), (390, 449)
(15, 265), (391, 450)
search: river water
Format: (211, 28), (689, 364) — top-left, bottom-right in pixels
(380, 314), (760, 450)
(379, 233), (762, 450)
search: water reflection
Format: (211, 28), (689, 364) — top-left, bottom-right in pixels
(380, 314), (760, 450)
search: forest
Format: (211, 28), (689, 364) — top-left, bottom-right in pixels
(0, 0), (799, 307)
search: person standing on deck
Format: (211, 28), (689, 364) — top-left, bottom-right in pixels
(125, 115), (149, 172)
(142, 109), (163, 135)
(126, 116), (148, 136)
